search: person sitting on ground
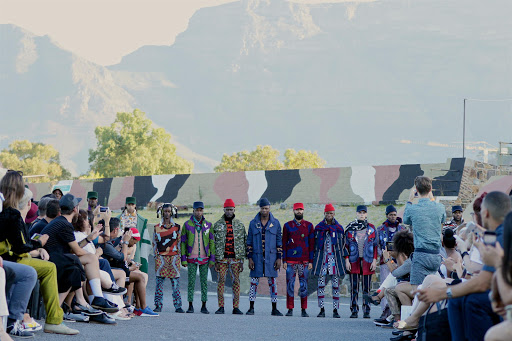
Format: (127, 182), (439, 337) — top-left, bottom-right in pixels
(485, 211), (512, 341)
(415, 191), (511, 341)
(29, 198), (60, 236)
(0, 171), (78, 335)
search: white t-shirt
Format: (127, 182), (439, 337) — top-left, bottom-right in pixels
(74, 231), (96, 254)
(469, 245), (483, 265)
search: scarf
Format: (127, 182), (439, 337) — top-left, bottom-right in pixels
(192, 216), (203, 233)
(316, 219), (343, 245)
(348, 219), (368, 231)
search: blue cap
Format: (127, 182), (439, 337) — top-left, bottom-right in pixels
(259, 198), (270, 207)
(356, 205), (367, 212)
(452, 205), (463, 213)
(386, 205), (397, 215)
(59, 193), (82, 211)
(193, 201), (204, 209)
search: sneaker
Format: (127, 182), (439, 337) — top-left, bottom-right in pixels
(63, 311), (77, 322)
(317, 309), (325, 318)
(380, 319), (397, 329)
(73, 303), (102, 316)
(215, 307), (225, 314)
(65, 312), (89, 323)
(125, 305), (135, 313)
(139, 306), (159, 317)
(333, 309), (340, 318)
(91, 296), (119, 313)
(102, 284), (127, 296)
(374, 314), (394, 326)
(154, 306), (162, 313)
(350, 311), (358, 318)
(111, 312), (131, 321)
(133, 308), (142, 316)
(271, 309), (283, 316)
(44, 322), (79, 335)
(246, 308), (255, 315)
(8, 321), (34, 338)
(175, 308), (185, 313)
(22, 319), (42, 332)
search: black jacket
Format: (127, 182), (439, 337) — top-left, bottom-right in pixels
(0, 207), (42, 261)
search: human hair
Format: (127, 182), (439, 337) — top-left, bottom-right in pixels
(109, 217), (120, 232)
(414, 176), (432, 195)
(61, 207), (75, 215)
(443, 228), (456, 249)
(392, 230), (414, 258)
(473, 192), (487, 226)
(0, 171), (25, 210)
(46, 199), (60, 219)
(482, 191), (512, 222)
(72, 209), (88, 232)
(502, 211), (512, 286)
(37, 197), (52, 216)
(18, 188), (32, 211)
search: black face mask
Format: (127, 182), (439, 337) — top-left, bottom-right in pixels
(294, 213), (303, 221)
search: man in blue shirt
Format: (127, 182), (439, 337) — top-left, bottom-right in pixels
(415, 191), (511, 341)
(403, 176), (445, 287)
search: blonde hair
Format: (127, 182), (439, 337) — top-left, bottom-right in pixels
(18, 188), (33, 211)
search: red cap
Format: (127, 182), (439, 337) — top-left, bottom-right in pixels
(293, 203), (304, 210)
(130, 227), (141, 241)
(224, 199), (235, 208)
(25, 202), (38, 224)
(324, 203), (335, 212)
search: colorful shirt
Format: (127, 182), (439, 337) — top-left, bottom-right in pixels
(323, 231), (335, 275)
(153, 222), (180, 256)
(181, 215), (215, 266)
(282, 219), (314, 264)
(224, 219), (235, 259)
(120, 211), (138, 229)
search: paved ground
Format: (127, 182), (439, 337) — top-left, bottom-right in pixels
(34, 293), (393, 341)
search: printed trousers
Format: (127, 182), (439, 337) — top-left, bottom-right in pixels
(317, 264), (339, 310)
(217, 260), (243, 308)
(187, 263), (209, 303)
(350, 272), (372, 314)
(286, 263), (309, 309)
(249, 277), (277, 303)
(154, 276), (182, 309)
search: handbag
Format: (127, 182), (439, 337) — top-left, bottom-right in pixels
(417, 300), (451, 341)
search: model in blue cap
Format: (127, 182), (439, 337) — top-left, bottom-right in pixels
(373, 205), (405, 324)
(246, 198), (283, 316)
(345, 205), (378, 319)
(443, 205), (464, 232)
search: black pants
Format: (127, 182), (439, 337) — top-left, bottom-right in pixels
(350, 264), (371, 314)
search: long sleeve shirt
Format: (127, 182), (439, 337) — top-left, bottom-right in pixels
(403, 198), (446, 252)
(282, 219), (314, 264)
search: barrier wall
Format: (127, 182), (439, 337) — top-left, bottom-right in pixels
(27, 158), (466, 209)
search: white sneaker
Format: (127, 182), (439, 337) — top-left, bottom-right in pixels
(22, 319), (42, 332)
(8, 320), (35, 338)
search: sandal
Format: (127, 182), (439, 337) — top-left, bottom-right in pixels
(363, 293), (381, 306)
(396, 320), (418, 331)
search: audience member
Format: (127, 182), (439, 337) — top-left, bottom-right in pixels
(29, 198), (60, 235)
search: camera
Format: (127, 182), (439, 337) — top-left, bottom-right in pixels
(386, 241), (394, 251)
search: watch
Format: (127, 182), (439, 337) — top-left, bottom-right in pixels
(446, 287), (453, 299)
(122, 241), (129, 245)
(461, 251), (469, 258)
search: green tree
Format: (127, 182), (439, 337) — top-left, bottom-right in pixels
(88, 109), (193, 177)
(0, 140), (71, 183)
(214, 145), (326, 172)
(214, 145), (283, 172)
(284, 148), (326, 169)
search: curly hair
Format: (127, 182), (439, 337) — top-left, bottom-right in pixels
(392, 230), (414, 258)
(72, 209), (89, 232)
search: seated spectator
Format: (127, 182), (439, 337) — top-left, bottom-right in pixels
(29, 198), (60, 235)
(440, 229), (463, 280)
(24, 202), (38, 226)
(0, 256), (14, 341)
(41, 194), (119, 315)
(0, 171), (78, 335)
(416, 191), (511, 341)
(485, 211), (512, 340)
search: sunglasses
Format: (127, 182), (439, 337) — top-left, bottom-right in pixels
(7, 170), (24, 176)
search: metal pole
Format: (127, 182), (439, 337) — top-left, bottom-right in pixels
(463, 98), (466, 158)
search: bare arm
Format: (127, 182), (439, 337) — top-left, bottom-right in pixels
(69, 240), (89, 257)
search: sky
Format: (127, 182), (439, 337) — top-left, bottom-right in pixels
(0, 0), (236, 65)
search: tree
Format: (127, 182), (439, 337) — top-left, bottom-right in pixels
(214, 145), (283, 172)
(0, 140), (71, 183)
(284, 148), (326, 169)
(214, 145), (326, 172)
(88, 109), (193, 177)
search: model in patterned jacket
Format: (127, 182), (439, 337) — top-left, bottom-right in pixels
(345, 205), (378, 319)
(312, 204), (348, 318)
(282, 203), (314, 317)
(152, 203), (184, 313)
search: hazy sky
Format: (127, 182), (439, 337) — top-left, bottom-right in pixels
(0, 0), (236, 65)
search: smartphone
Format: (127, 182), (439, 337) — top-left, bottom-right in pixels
(483, 231), (497, 246)
(100, 207), (109, 212)
(124, 227), (130, 233)
(386, 241), (394, 251)
(31, 233), (42, 241)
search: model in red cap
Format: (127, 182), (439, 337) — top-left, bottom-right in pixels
(212, 199), (246, 315)
(312, 204), (348, 318)
(282, 203), (314, 317)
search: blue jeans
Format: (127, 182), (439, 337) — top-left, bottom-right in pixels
(3, 261), (37, 321)
(448, 291), (502, 341)
(99, 258), (115, 282)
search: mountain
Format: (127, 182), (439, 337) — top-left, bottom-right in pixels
(2, 0), (511, 175)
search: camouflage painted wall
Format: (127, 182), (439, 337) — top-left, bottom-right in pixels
(27, 158), (466, 209)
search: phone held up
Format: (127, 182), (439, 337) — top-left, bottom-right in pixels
(100, 207), (109, 212)
(386, 241), (394, 252)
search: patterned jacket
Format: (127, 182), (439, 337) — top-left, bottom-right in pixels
(377, 219), (405, 265)
(213, 215), (247, 261)
(180, 215), (215, 266)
